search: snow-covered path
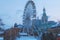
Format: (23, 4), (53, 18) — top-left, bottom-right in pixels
(16, 36), (37, 40)
(0, 37), (3, 40)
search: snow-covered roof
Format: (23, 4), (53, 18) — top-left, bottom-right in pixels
(17, 24), (23, 28)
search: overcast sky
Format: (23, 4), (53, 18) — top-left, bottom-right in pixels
(0, 0), (60, 27)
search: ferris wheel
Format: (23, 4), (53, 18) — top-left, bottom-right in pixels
(23, 0), (36, 20)
(23, 0), (36, 28)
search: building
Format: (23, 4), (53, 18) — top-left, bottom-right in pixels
(32, 8), (57, 32)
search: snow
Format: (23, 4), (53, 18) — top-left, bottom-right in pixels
(58, 34), (60, 36)
(19, 32), (28, 36)
(0, 37), (3, 40)
(16, 36), (37, 40)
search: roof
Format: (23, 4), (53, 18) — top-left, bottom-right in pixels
(17, 24), (23, 28)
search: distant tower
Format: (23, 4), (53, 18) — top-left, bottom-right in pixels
(23, 0), (36, 28)
(41, 8), (48, 24)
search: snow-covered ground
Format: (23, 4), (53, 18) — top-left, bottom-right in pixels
(19, 32), (28, 36)
(16, 32), (42, 40)
(0, 37), (3, 40)
(16, 36), (37, 40)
